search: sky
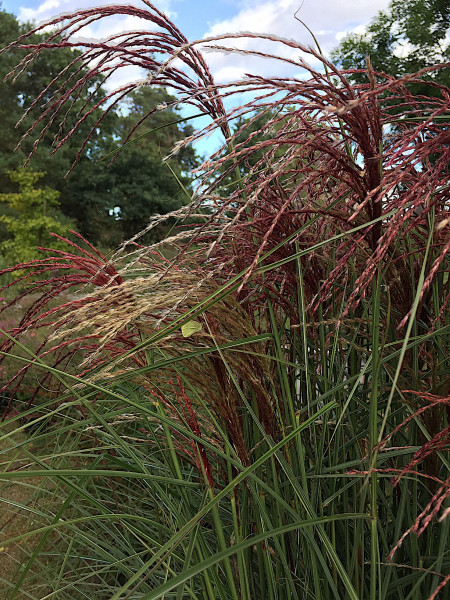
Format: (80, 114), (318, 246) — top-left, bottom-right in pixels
(3, 0), (391, 153)
(4, 0), (392, 82)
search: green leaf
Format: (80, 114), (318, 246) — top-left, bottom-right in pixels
(181, 320), (202, 337)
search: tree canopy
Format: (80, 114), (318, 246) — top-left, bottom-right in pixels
(0, 10), (199, 249)
(332, 0), (449, 88)
(0, 170), (72, 263)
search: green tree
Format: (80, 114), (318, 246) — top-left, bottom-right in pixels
(0, 170), (73, 263)
(69, 86), (199, 243)
(0, 11), (116, 195)
(217, 109), (294, 196)
(117, 87), (197, 171)
(1, 11), (199, 247)
(332, 0), (449, 88)
(0, 9), (120, 247)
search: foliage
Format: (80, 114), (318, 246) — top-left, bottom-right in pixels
(82, 86), (198, 243)
(332, 0), (449, 89)
(0, 3), (449, 600)
(0, 12), (112, 193)
(0, 10), (199, 246)
(117, 87), (198, 171)
(0, 170), (72, 263)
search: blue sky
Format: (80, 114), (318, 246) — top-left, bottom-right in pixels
(3, 0), (391, 154)
(4, 0), (392, 79)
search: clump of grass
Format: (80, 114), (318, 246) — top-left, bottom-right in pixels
(1, 3), (449, 599)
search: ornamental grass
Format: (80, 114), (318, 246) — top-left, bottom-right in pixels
(0, 3), (449, 599)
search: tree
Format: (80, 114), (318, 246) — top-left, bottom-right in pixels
(67, 86), (199, 243)
(216, 108), (296, 197)
(0, 11), (199, 247)
(332, 0), (449, 89)
(0, 9), (121, 248)
(0, 170), (73, 263)
(117, 87), (197, 172)
(0, 11), (116, 195)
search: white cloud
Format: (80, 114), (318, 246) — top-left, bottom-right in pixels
(14, 0), (391, 91)
(16, 0), (177, 93)
(19, 0), (63, 22)
(200, 0), (390, 83)
(335, 24), (367, 42)
(211, 64), (247, 83)
(73, 14), (156, 42)
(18, 0), (176, 35)
(10, 0), (395, 160)
(393, 41), (414, 58)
